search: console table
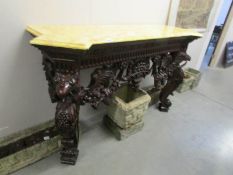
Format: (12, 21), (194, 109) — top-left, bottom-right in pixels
(27, 25), (201, 165)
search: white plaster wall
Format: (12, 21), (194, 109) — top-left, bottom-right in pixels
(0, 0), (171, 137)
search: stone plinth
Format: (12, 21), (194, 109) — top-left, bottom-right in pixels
(0, 120), (61, 175)
(103, 116), (144, 140)
(186, 68), (201, 89)
(105, 86), (151, 140)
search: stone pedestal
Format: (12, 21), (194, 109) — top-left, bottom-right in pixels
(176, 68), (202, 93)
(143, 86), (161, 106)
(103, 116), (144, 140)
(186, 68), (201, 89)
(176, 71), (195, 93)
(104, 86), (151, 140)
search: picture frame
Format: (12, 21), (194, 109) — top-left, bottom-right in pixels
(167, 0), (215, 33)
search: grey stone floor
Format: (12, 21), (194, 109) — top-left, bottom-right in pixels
(13, 67), (233, 175)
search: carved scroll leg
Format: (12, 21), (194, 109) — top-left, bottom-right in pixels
(55, 100), (79, 165)
(158, 68), (184, 112)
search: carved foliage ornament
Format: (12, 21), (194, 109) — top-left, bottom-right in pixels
(78, 59), (151, 108)
(43, 52), (190, 110)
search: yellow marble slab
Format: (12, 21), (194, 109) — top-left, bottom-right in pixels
(27, 25), (202, 50)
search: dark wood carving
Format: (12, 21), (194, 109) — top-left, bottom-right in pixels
(42, 56), (81, 165)
(124, 59), (151, 88)
(152, 52), (191, 112)
(33, 36), (199, 165)
(80, 64), (116, 108)
(42, 54), (58, 102)
(54, 70), (80, 165)
(78, 59), (151, 109)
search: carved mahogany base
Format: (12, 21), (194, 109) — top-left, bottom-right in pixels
(39, 39), (194, 165)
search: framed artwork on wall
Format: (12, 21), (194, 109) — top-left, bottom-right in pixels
(167, 0), (214, 32)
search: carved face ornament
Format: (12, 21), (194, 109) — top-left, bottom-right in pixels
(54, 72), (79, 98)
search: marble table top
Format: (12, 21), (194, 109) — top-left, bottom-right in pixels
(27, 25), (202, 50)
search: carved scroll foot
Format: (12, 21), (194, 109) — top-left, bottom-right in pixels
(60, 137), (79, 165)
(55, 101), (80, 165)
(158, 99), (172, 112)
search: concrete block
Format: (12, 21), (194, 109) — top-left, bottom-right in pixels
(176, 71), (195, 93)
(107, 86), (151, 129)
(103, 116), (144, 140)
(186, 68), (202, 89)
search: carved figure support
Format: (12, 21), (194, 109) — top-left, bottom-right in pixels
(158, 67), (184, 112)
(42, 55), (81, 165)
(53, 70), (81, 165)
(151, 52), (190, 112)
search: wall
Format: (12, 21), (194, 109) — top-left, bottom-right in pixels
(0, 0), (171, 137)
(216, 0), (232, 26)
(210, 1), (233, 67)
